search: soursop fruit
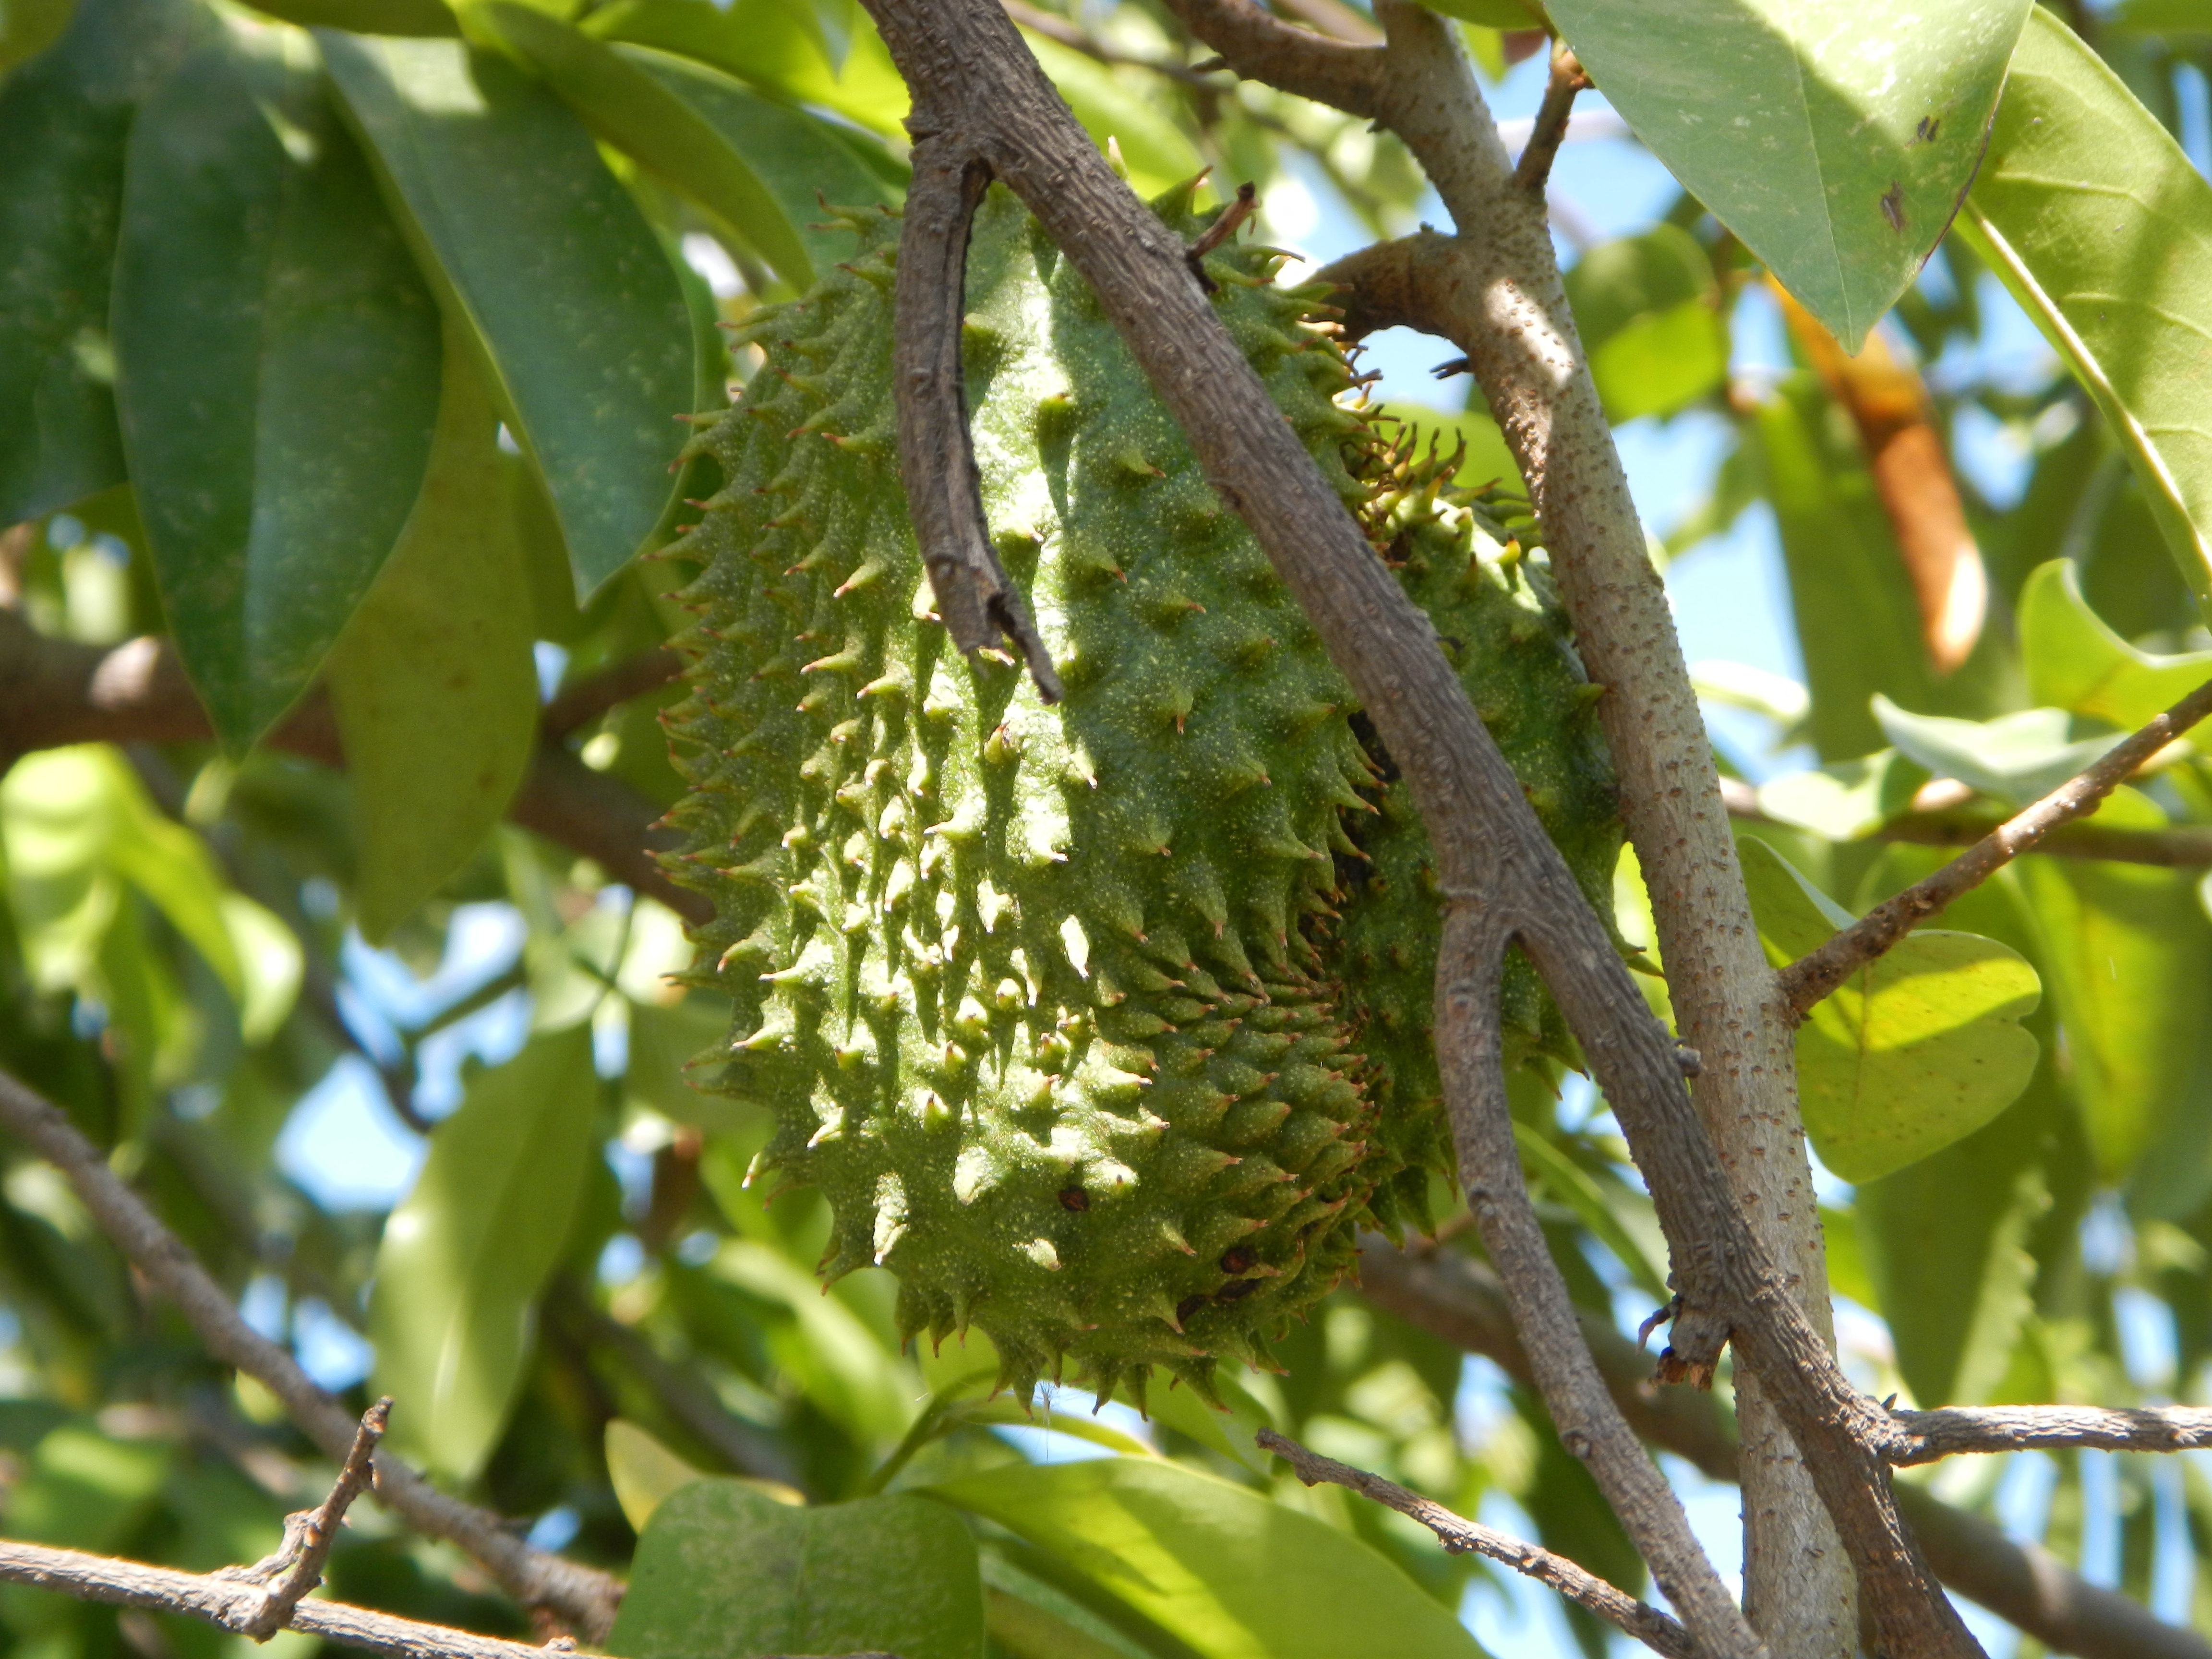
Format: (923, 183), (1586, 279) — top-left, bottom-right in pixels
(661, 184), (1618, 1404)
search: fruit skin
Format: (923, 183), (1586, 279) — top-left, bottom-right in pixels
(662, 184), (1620, 1403)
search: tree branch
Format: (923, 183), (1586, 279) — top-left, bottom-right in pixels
(1256, 1427), (1696, 1659)
(0, 1068), (625, 1639)
(1779, 675), (2212, 1012)
(229, 1398), (390, 1639)
(1155, 0), (1382, 114)
(1890, 1404), (2212, 1465)
(1512, 37), (1586, 193)
(1357, 1237), (2212, 1659)
(541, 648), (681, 741)
(0, 610), (708, 924)
(0, 1538), (557, 1659)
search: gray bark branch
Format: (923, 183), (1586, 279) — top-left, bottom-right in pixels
(0, 1068), (625, 1639)
(1257, 1427), (1695, 1659)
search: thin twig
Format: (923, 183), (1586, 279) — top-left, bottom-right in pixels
(1257, 1428), (1695, 1659)
(0, 1068), (625, 1638)
(1513, 37), (1586, 192)
(1890, 1404), (2212, 1466)
(0, 1538), (555, 1659)
(1186, 181), (1257, 289)
(227, 1398), (391, 1638)
(1356, 1237), (2212, 1659)
(1779, 674), (2212, 1013)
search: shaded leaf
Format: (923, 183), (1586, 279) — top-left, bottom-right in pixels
(611, 1481), (984, 1659)
(929, 1458), (1490, 1659)
(320, 33), (696, 598)
(2019, 804), (2212, 1176)
(1513, 1124), (1667, 1300)
(473, 5), (813, 288)
(2019, 558), (2212, 729)
(243, 0), (457, 32)
(1961, 8), (2212, 622)
(0, 0), (207, 525)
(981, 1546), (1171, 1659)
(1545, 0), (2029, 345)
(584, 0), (908, 137)
(114, 34), (442, 752)
(1741, 838), (2041, 1183)
(369, 1025), (599, 1480)
(0, 0), (75, 71)
(1022, 34), (1202, 199)
(327, 338), (539, 944)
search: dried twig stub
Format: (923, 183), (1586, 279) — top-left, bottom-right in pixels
(225, 1398), (391, 1639)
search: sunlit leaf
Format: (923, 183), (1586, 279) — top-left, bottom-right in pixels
(1561, 226), (1724, 421)
(369, 1025), (599, 1480)
(114, 33), (443, 752)
(2019, 558), (2212, 730)
(1742, 838), (2041, 1183)
(321, 32), (697, 598)
(1544, 0), (2029, 346)
(327, 337), (539, 944)
(471, 4), (814, 288)
(1960, 8), (2212, 622)
(584, 0), (909, 137)
(1872, 697), (2125, 805)
(930, 1458), (1491, 1659)
(1754, 749), (1927, 841)
(612, 1481), (985, 1659)
(0, 0), (204, 524)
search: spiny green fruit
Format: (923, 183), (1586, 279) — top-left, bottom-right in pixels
(662, 183), (1619, 1405)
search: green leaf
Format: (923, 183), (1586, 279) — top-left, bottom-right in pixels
(369, 1025), (599, 1480)
(1512, 1124), (1668, 1301)
(1561, 226), (1726, 421)
(2109, 0), (2212, 34)
(1755, 749), (1928, 841)
(622, 45), (903, 271)
(0, 0), (76, 71)
(1960, 9), (2212, 621)
(929, 1458), (1491, 1659)
(1544, 0), (2029, 346)
(583, 0), (909, 137)
(320, 33), (697, 598)
(1753, 377), (2008, 760)
(2019, 559), (2212, 730)
(241, 0), (458, 32)
(2020, 825), (2212, 1175)
(982, 1546), (1172, 1659)
(327, 337), (539, 944)
(1021, 34), (1203, 200)
(611, 1481), (985, 1659)
(0, 0), (207, 525)
(606, 1419), (707, 1532)
(1871, 697), (2120, 804)
(113, 35), (443, 752)
(470, 5), (813, 288)
(1741, 838), (2042, 1183)
(709, 1238), (917, 1439)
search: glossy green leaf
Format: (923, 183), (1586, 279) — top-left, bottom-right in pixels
(1872, 697), (2121, 804)
(1561, 226), (1726, 421)
(113, 35), (442, 752)
(930, 1459), (1490, 1659)
(623, 46), (903, 270)
(369, 1025), (598, 1480)
(0, 0), (206, 525)
(472, 5), (812, 288)
(1849, 848), (2059, 1405)
(320, 33), (696, 597)
(2020, 809), (2212, 1175)
(1742, 839), (2041, 1183)
(1545, 0), (2029, 346)
(327, 339), (539, 944)
(612, 1481), (985, 1659)
(1961, 9), (2212, 622)
(584, 0), (909, 137)
(2019, 559), (2212, 730)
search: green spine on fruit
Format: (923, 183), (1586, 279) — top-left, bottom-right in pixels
(662, 185), (1620, 1403)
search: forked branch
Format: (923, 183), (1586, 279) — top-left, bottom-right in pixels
(0, 1068), (625, 1639)
(1780, 674), (2212, 1011)
(230, 1399), (390, 1639)
(1257, 1427), (1695, 1659)
(1890, 1403), (2212, 1465)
